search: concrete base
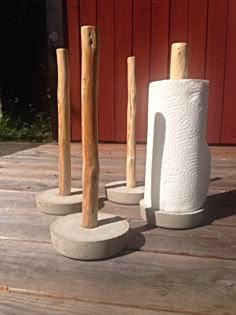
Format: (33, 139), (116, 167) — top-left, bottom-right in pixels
(50, 212), (129, 260)
(105, 180), (144, 205)
(140, 199), (204, 229)
(36, 188), (83, 215)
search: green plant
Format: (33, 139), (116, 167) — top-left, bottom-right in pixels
(0, 112), (52, 142)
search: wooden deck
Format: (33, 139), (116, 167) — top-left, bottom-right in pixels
(0, 143), (236, 314)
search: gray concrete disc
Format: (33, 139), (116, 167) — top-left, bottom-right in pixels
(140, 199), (204, 229)
(36, 188), (83, 215)
(105, 180), (144, 205)
(50, 212), (129, 260)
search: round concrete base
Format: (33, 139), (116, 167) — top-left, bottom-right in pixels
(105, 180), (144, 205)
(50, 212), (129, 260)
(140, 199), (204, 229)
(36, 188), (83, 215)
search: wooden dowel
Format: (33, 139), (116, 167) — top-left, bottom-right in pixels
(56, 48), (71, 196)
(170, 43), (188, 79)
(81, 26), (99, 229)
(126, 57), (137, 188)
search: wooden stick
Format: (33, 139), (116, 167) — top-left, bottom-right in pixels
(56, 48), (71, 196)
(126, 57), (137, 188)
(81, 26), (99, 228)
(170, 43), (188, 79)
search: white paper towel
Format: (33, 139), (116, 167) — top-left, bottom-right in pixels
(144, 79), (210, 212)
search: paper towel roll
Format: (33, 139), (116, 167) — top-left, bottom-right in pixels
(144, 79), (210, 213)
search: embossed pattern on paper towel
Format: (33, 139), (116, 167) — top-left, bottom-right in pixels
(144, 79), (211, 212)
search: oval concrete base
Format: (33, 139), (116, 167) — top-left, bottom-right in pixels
(105, 180), (144, 205)
(36, 188), (83, 215)
(140, 199), (204, 229)
(50, 212), (129, 260)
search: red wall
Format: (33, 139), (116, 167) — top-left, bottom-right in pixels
(67, 0), (236, 144)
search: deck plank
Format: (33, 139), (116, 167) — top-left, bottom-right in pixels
(0, 292), (170, 315)
(0, 143), (236, 314)
(0, 200), (235, 260)
(0, 240), (235, 314)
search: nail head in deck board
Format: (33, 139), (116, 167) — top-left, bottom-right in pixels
(0, 240), (235, 314)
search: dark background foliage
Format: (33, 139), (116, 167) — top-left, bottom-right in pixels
(0, 0), (52, 141)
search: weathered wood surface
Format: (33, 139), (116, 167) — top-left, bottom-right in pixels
(1, 207), (236, 260)
(126, 56), (137, 188)
(81, 26), (99, 228)
(170, 42), (188, 79)
(0, 143), (236, 314)
(0, 240), (235, 314)
(56, 48), (71, 196)
(0, 292), (170, 315)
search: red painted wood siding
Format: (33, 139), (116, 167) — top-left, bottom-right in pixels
(114, 0), (132, 142)
(67, 0), (235, 144)
(221, 0), (236, 143)
(206, 0), (227, 143)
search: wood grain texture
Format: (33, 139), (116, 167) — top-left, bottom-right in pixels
(205, 0), (228, 143)
(221, 0), (236, 143)
(97, 0), (115, 141)
(79, 0), (96, 26)
(66, 0), (81, 141)
(170, 43), (188, 79)
(126, 57), (137, 188)
(0, 240), (235, 314)
(56, 49), (71, 195)
(0, 144), (236, 313)
(169, 0), (188, 44)
(0, 292), (171, 315)
(67, 0), (235, 144)
(114, 0), (132, 141)
(81, 26), (99, 228)
(1, 203), (236, 260)
(187, 0), (208, 79)
(133, 0), (151, 142)
(150, 0), (170, 82)
(128, 220), (236, 260)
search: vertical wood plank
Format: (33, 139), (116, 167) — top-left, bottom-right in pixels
(66, 0), (80, 140)
(114, 0), (132, 142)
(150, 0), (170, 81)
(205, 0), (227, 143)
(188, 0), (208, 79)
(169, 0), (188, 45)
(79, 0), (96, 26)
(133, 0), (151, 142)
(221, 0), (236, 143)
(97, 0), (115, 141)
